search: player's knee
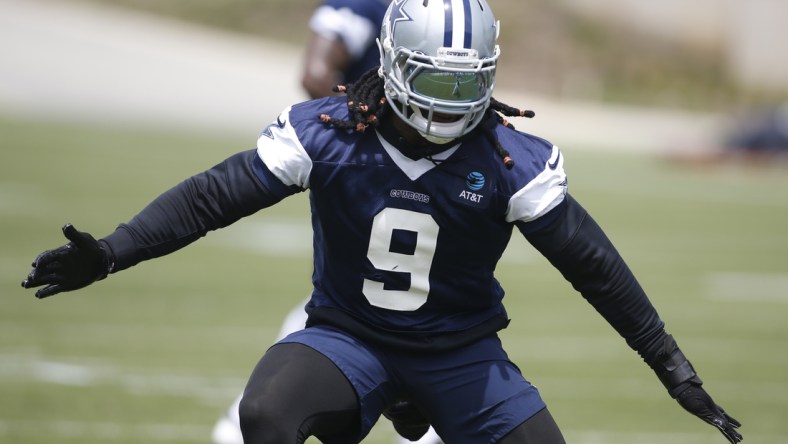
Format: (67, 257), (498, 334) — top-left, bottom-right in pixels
(238, 395), (293, 443)
(498, 408), (565, 444)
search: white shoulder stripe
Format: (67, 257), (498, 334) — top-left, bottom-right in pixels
(505, 145), (568, 223)
(256, 107), (312, 189)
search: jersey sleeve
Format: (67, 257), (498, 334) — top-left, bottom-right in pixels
(256, 106), (313, 190)
(101, 150), (285, 272)
(504, 142), (568, 225)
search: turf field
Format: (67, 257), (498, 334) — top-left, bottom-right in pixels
(1, 115), (787, 443)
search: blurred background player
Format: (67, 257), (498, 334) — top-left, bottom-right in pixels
(668, 102), (788, 166)
(301, 0), (389, 99)
(211, 1), (442, 443)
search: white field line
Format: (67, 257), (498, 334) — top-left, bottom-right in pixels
(704, 271), (788, 303)
(0, 419), (783, 444)
(0, 418), (211, 442)
(563, 429), (784, 444)
(0, 352), (245, 400)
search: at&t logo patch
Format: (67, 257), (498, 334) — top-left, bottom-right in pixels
(457, 171), (486, 205)
(466, 172), (485, 190)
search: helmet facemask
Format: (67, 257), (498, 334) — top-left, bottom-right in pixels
(378, 0), (500, 144)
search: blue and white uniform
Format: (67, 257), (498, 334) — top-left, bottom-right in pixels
(246, 97), (566, 441)
(102, 96), (664, 443)
(255, 97), (566, 339)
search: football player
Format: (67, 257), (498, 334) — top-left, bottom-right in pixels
(216, 0), (442, 442)
(23, 0), (742, 443)
(301, 0), (390, 99)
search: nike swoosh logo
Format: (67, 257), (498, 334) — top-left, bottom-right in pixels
(547, 150), (561, 170)
(262, 115), (287, 140)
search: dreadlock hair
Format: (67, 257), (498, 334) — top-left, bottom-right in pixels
(319, 67), (534, 170)
(319, 68), (389, 133)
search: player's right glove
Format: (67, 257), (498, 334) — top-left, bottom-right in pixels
(21, 224), (113, 299)
(649, 335), (742, 443)
(383, 400), (431, 442)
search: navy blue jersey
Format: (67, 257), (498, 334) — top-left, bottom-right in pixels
(309, 0), (389, 83)
(254, 96), (567, 336)
(102, 95), (662, 355)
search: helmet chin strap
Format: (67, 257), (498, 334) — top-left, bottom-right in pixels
(408, 105), (464, 145)
(422, 133), (456, 145)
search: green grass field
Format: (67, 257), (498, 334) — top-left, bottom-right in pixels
(2, 115), (787, 443)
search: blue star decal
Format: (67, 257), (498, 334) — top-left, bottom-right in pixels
(389, 0), (413, 37)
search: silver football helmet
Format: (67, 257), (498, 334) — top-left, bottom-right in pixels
(378, 0), (500, 144)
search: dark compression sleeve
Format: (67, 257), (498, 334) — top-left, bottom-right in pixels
(520, 194), (667, 363)
(101, 149), (298, 272)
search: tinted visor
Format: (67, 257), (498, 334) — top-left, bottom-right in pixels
(410, 69), (487, 103)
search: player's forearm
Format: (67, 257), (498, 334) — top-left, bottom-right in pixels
(523, 194), (665, 352)
(525, 196), (722, 412)
(101, 150), (275, 272)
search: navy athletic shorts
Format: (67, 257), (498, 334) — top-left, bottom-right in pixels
(278, 325), (546, 444)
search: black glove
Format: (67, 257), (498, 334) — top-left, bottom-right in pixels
(21, 224), (112, 299)
(383, 400), (431, 442)
(649, 335), (743, 443)
(675, 383), (742, 443)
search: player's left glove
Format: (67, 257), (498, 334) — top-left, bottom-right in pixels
(383, 400), (431, 442)
(21, 224), (113, 299)
(674, 383), (742, 443)
(649, 335), (742, 443)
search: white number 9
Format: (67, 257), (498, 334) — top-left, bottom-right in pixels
(363, 208), (439, 311)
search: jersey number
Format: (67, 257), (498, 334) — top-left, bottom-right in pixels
(363, 208), (438, 311)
